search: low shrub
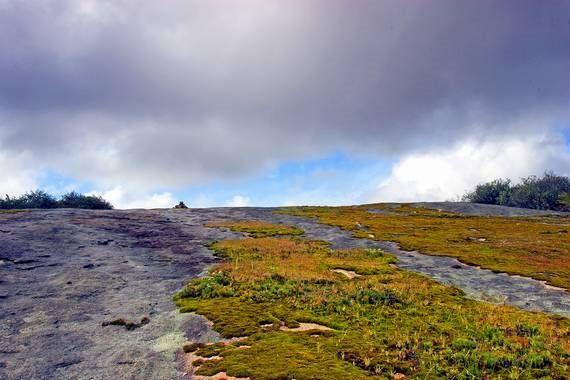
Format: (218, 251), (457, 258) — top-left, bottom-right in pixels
(0, 190), (113, 210)
(463, 172), (570, 210)
(0, 190), (58, 209)
(58, 191), (113, 210)
(464, 179), (511, 205)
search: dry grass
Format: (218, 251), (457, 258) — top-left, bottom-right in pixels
(213, 237), (388, 282)
(280, 204), (570, 289)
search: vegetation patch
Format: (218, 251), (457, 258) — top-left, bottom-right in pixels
(0, 190), (113, 210)
(280, 204), (570, 289)
(175, 220), (570, 379)
(0, 209), (29, 214)
(205, 220), (303, 237)
(463, 172), (569, 211)
(101, 316), (150, 331)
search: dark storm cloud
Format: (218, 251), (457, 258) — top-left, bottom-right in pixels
(0, 0), (569, 190)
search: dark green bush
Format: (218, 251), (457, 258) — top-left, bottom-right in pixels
(463, 179), (511, 205)
(25, 190), (59, 208)
(0, 190), (113, 210)
(59, 191), (113, 210)
(464, 172), (570, 211)
(0, 190), (57, 209)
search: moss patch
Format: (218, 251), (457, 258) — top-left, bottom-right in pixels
(176, 220), (570, 379)
(205, 220), (303, 238)
(279, 204), (570, 289)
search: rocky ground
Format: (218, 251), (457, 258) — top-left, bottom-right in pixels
(0, 209), (240, 379)
(0, 204), (568, 379)
(411, 202), (568, 216)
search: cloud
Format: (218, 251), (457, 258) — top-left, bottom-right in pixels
(88, 186), (176, 209)
(0, 150), (38, 196)
(228, 195), (250, 207)
(373, 133), (570, 202)
(0, 1), (569, 194)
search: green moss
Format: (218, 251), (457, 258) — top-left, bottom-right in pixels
(195, 332), (371, 379)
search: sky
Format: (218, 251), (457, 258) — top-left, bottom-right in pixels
(1, 0), (569, 208)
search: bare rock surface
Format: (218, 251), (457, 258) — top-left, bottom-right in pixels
(0, 204), (568, 379)
(366, 202), (567, 216)
(0, 209), (239, 380)
(411, 202), (568, 217)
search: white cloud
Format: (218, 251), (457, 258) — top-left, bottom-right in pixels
(372, 134), (570, 202)
(0, 150), (38, 196)
(228, 195), (250, 207)
(88, 186), (177, 209)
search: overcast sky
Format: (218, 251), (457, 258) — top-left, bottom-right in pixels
(1, 0), (569, 208)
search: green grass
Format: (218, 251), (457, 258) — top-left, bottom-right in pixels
(175, 221), (570, 379)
